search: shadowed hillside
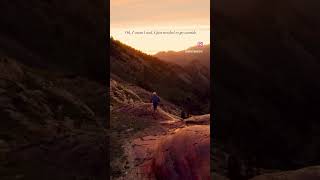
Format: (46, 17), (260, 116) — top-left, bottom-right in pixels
(0, 1), (107, 179)
(213, 0), (320, 176)
(0, 57), (107, 179)
(0, 0), (106, 81)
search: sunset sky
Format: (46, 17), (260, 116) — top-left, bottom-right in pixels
(110, 0), (210, 54)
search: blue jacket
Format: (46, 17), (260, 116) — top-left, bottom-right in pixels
(151, 95), (160, 105)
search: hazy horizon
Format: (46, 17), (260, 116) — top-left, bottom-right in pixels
(110, 0), (210, 54)
(111, 36), (210, 55)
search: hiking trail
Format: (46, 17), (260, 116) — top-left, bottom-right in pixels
(114, 102), (210, 180)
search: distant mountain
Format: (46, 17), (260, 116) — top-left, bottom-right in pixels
(110, 38), (210, 114)
(154, 45), (210, 67)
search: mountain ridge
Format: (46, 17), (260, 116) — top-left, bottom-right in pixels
(154, 44), (210, 67)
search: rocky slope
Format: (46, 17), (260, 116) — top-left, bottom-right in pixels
(0, 57), (107, 179)
(110, 77), (181, 116)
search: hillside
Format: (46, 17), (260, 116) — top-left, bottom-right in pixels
(213, 0), (320, 173)
(110, 38), (210, 114)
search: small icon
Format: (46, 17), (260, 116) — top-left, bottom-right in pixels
(197, 41), (203, 47)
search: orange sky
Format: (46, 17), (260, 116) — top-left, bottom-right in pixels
(110, 0), (210, 54)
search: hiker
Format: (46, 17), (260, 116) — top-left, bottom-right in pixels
(151, 92), (160, 112)
(184, 97), (192, 118)
(181, 110), (187, 119)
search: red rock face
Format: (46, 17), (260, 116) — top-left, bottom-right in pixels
(148, 125), (210, 180)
